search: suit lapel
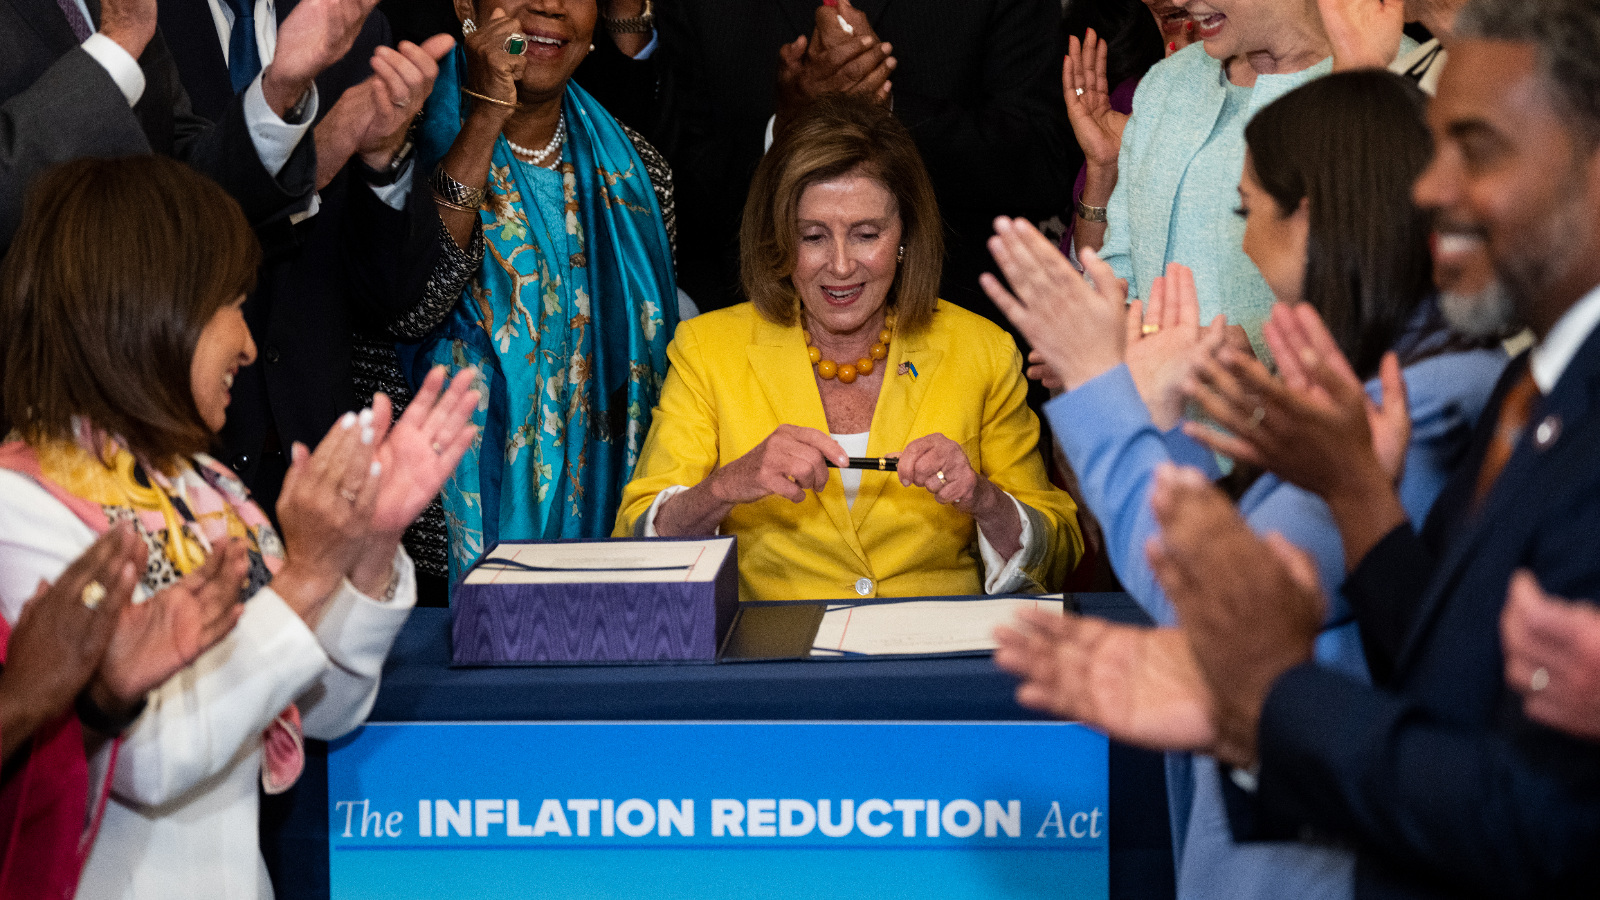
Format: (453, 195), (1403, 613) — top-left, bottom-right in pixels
(1394, 329), (1600, 673)
(7, 0), (83, 53)
(852, 324), (942, 527)
(745, 316), (872, 570)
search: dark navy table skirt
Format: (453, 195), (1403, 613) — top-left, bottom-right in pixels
(262, 593), (1175, 899)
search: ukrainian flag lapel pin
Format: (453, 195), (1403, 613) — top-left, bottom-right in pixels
(897, 361), (918, 379)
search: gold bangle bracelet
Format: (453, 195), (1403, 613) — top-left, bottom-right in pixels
(460, 87), (521, 110)
(433, 193), (478, 213)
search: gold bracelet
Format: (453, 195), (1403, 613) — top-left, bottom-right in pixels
(460, 87), (521, 110)
(1075, 198), (1108, 223)
(432, 193), (478, 213)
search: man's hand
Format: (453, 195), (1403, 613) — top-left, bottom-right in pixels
(98, 0), (157, 59)
(774, 0), (894, 134)
(995, 607), (1217, 753)
(1502, 571), (1600, 743)
(1146, 464), (1325, 768)
(314, 35), (456, 188)
(263, 0), (385, 118)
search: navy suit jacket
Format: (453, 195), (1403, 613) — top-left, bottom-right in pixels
(1227, 326), (1600, 898)
(157, 0), (442, 507)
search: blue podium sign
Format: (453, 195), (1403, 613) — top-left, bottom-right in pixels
(328, 721), (1108, 899)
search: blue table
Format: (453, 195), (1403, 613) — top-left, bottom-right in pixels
(263, 593), (1174, 899)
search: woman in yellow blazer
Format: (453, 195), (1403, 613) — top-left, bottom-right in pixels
(615, 95), (1082, 602)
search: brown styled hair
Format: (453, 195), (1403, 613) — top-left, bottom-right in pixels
(1, 155), (260, 466)
(739, 93), (943, 333)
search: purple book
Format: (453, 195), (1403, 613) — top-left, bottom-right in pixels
(451, 537), (739, 665)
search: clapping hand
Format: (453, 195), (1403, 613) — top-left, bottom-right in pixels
(1146, 464), (1325, 768)
(366, 366), (482, 541)
(0, 526), (142, 760)
(315, 35), (457, 188)
(1124, 263), (1228, 430)
(1501, 571), (1600, 743)
(775, 0), (895, 132)
(983, 217), (1127, 393)
(995, 606), (1218, 753)
(1318, 0), (1406, 72)
(265, 0), (386, 118)
(90, 540), (249, 721)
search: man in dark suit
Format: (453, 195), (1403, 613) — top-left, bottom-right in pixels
(156, 0), (450, 521)
(998, 0), (1600, 895)
(657, 0), (1077, 322)
(0, 0), (388, 249)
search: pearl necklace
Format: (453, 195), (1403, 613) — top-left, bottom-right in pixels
(805, 316), (891, 385)
(506, 112), (566, 167)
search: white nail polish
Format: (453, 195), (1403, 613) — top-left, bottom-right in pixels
(358, 407), (374, 427)
(370, 461), (383, 477)
(361, 426), (375, 445)
(341, 412), (357, 429)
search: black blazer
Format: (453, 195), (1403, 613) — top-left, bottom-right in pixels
(656, 0), (1078, 321)
(0, 0), (314, 249)
(157, 0), (442, 508)
(1228, 328), (1600, 898)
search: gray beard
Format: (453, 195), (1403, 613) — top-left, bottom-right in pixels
(1439, 278), (1517, 338)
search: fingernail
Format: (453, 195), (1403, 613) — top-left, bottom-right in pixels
(341, 412), (357, 429)
(361, 426), (375, 445)
(1168, 42), (1177, 52)
(359, 407), (374, 427)
(370, 461), (383, 477)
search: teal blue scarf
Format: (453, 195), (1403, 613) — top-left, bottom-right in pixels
(417, 51), (677, 585)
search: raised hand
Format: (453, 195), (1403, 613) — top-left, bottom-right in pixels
(982, 217), (1127, 392)
(1146, 464), (1325, 767)
(271, 410), (383, 624)
(1318, 0), (1406, 72)
(265, 0), (386, 118)
(91, 539), (249, 714)
(1502, 571), (1600, 743)
(98, 0), (157, 59)
(0, 526), (142, 759)
(462, 7), (530, 110)
(367, 366), (481, 541)
(995, 607), (1216, 752)
(1063, 30), (1128, 173)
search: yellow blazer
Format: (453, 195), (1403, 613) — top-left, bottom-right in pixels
(615, 300), (1083, 602)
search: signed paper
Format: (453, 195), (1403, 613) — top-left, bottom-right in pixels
(810, 596), (1065, 657)
(464, 539), (733, 585)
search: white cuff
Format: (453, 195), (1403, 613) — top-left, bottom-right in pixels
(368, 158), (415, 211)
(82, 33), (145, 106)
(763, 114), (776, 154)
(242, 76), (317, 177)
(978, 493), (1045, 594)
(641, 484), (694, 537)
(1229, 762), (1262, 794)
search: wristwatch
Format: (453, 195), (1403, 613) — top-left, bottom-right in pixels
(359, 123), (418, 187)
(1075, 198), (1108, 223)
(601, 0), (654, 34)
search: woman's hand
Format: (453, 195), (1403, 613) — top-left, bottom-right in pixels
(0, 526), (142, 760)
(898, 433), (1023, 558)
(982, 217), (1128, 393)
(272, 411), (383, 625)
(1123, 263), (1228, 430)
(1318, 0), (1405, 72)
(1064, 29), (1128, 174)
(710, 425), (847, 506)
(88, 539), (249, 720)
(462, 7), (528, 113)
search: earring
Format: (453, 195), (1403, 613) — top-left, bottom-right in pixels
(589, 42), (596, 51)
(896, 244), (905, 263)
(461, 17), (477, 34)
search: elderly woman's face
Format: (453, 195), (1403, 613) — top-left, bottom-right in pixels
(190, 294), (257, 433)
(1177, 0), (1302, 62)
(476, 0), (597, 98)
(792, 172), (904, 338)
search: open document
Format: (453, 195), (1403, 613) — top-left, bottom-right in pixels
(464, 539), (733, 585)
(810, 596), (1066, 657)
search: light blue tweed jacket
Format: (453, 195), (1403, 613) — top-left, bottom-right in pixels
(1099, 44), (1339, 354)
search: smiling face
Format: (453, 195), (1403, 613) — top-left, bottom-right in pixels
(1413, 39), (1600, 337)
(791, 171), (904, 341)
(1177, 0), (1299, 63)
(468, 0), (596, 101)
(189, 295), (256, 433)
(1143, 0), (1192, 44)
(1237, 154), (1310, 306)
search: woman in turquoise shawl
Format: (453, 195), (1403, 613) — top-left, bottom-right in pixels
(413, 0), (677, 585)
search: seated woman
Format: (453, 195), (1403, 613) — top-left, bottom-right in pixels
(0, 155), (477, 900)
(985, 70), (1506, 900)
(412, 0), (679, 585)
(616, 94), (1082, 603)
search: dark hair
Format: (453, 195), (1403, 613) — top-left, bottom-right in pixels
(1059, 0), (1165, 90)
(1458, 0), (1600, 148)
(740, 94), (943, 333)
(1, 156), (260, 466)
(1244, 70), (1434, 379)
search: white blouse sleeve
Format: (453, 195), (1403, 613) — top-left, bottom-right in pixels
(299, 548), (417, 740)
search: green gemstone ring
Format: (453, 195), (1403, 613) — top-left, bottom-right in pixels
(504, 33), (527, 55)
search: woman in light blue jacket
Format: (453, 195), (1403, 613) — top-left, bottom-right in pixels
(987, 71), (1507, 900)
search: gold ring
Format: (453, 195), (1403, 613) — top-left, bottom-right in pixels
(1248, 406), (1266, 429)
(1531, 667), (1550, 692)
(431, 441), (444, 456)
(81, 580), (107, 610)
(340, 488), (359, 503)
(935, 470), (948, 487)
(1141, 323), (1160, 336)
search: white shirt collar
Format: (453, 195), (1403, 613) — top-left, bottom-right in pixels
(1530, 282), (1600, 393)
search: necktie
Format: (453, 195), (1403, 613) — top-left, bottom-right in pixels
(223, 0), (262, 94)
(1472, 366), (1539, 508)
(55, 0), (92, 42)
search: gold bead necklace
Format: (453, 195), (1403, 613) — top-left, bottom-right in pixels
(805, 315), (892, 385)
